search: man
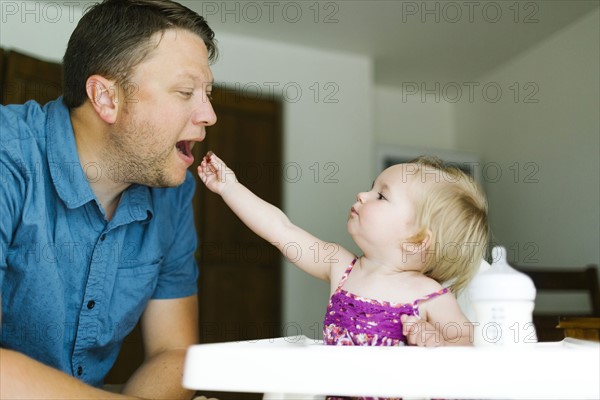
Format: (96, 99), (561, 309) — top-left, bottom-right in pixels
(0, 0), (217, 398)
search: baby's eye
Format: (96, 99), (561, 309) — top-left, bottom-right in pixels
(377, 192), (387, 200)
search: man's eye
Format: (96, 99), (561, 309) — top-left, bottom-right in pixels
(179, 91), (193, 98)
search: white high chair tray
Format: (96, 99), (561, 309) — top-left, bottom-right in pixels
(183, 336), (599, 399)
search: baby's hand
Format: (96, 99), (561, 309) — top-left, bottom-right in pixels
(197, 151), (237, 195)
(401, 314), (442, 347)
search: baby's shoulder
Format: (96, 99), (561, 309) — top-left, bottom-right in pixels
(410, 274), (446, 297)
(329, 253), (360, 282)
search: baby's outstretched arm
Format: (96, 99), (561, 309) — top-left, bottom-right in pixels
(198, 152), (354, 282)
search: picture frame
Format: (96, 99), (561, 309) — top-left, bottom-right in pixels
(375, 144), (483, 186)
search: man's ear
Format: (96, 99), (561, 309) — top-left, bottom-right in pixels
(85, 75), (119, 124)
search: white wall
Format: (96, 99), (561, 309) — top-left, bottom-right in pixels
(453, 10), (599, 312)
(454, 9), (599, 269)
(0, 0), (84, 62)
(375, 86), (456, 151)
(0, 7), (374, 339)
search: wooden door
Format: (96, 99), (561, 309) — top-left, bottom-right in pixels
(1, 49), (62, 105)
(191, 87), (283, 344)
(0, 48), (4, 104)
(188, 87), (282, 400)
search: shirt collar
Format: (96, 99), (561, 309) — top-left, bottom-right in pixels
(47, 98), (96, 209)
(46, 98), (154, 223)
(118, 184), (154, 225)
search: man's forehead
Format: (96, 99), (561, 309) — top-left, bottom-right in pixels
(133, 30), (213, 82)
(173, 70), (214, 84)
(150, 28), (210, 60)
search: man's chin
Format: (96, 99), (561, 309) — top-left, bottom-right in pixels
(158, 170), (188, 188)
(137, 173), (186, 189)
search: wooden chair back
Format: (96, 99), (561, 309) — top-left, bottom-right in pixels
(512, 264), (600, 341)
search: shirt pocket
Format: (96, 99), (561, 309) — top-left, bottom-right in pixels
(110, 257), (163, 341)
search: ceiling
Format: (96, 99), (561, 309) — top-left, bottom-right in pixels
(181, 0), (599, 87)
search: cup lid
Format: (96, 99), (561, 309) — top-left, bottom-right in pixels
(469, 246), (536, 301)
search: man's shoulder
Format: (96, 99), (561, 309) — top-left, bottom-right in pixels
(0, 100), (71, 192)
(0, 99), (55, 143)
(1, 99), (45, 120)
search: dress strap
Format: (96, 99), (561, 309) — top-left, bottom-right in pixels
(411, 287), (450, 319)
(335, 257), (358, 291)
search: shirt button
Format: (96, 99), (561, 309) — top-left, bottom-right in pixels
(100, 234), (106, 241)
(87, 300), (96, 310)
(77, 366), (83, 376)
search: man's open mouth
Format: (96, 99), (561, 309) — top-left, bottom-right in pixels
(176, 141), (192, 157)
(175, 140), (195, 165)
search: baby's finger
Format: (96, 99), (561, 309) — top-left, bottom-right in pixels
(207, 151), (225, 167)
(401, 315), (421, 344)
(401, 315), (418, 331)
(208, 152), (228, 174)
(199, 156), (217, 175)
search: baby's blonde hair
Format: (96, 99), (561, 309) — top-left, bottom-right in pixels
(408, 156), (489, 294)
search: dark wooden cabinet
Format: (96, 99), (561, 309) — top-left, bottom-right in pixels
(0, 49), (62, 105)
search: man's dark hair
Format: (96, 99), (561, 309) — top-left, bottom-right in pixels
(62, 0), (217, 109)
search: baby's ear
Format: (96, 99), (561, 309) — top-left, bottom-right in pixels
(401, 229), (432, 254)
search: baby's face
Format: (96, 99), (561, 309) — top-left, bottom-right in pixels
(348, 164), (424, 250)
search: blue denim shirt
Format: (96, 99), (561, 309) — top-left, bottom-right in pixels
(0, 99), (199, 387)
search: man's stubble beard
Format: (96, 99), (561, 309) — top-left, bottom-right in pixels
(103, 107), (179, 188)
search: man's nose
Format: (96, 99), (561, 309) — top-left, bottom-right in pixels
(192, 96), (217, 126)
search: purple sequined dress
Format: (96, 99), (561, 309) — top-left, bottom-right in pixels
(323, 258), (449, 400)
